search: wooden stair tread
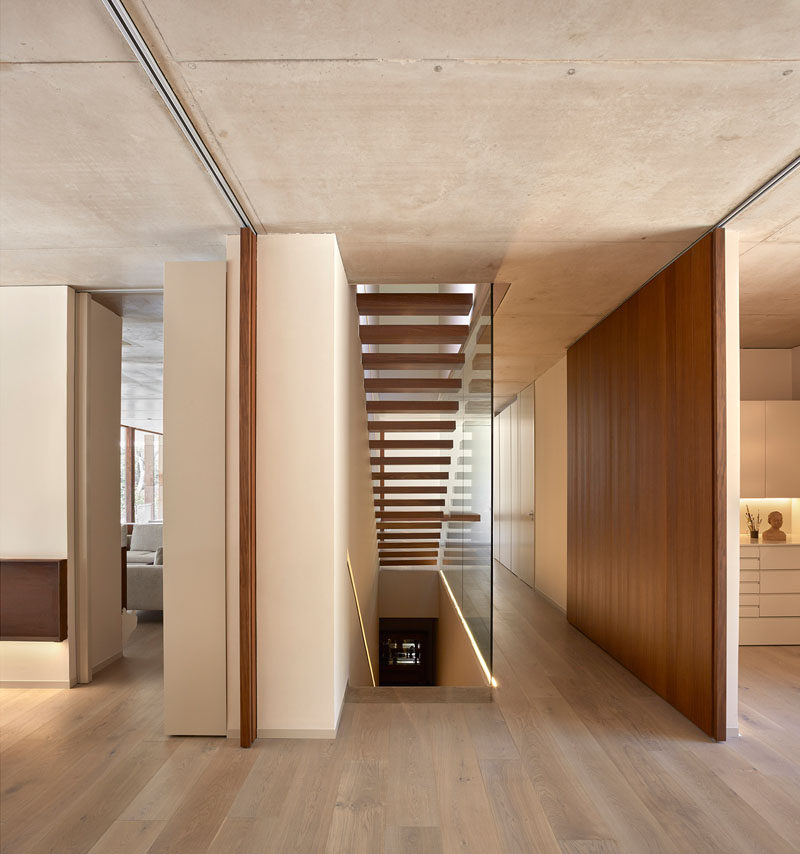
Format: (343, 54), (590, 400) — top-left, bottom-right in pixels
(357, 293), (472, 316)
(370, 440), (453, 450)
(377, 522), (443, 529)
(379, 550), (439, 558)
(373, 472), (450, 481)
(365, 378), (462, 392)
(362, 353), (465, 370)
(379, 559), (439, 566)
(373, 486), (447, 494)
(376, 511), (445, 520)
(368, 420), (456, 433)
(370, 456), (451, 466)
(366, 401), (459, 414)
(378, 541), (441, 548)
(360, 325), (468, 345)
(375, 500), (446, 507)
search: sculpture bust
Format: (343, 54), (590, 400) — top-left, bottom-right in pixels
(762, 510), (787, 543)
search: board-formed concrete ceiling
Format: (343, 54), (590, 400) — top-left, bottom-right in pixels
(1, 0), (798, 402)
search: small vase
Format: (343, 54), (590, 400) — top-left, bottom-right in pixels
(749, 530), (759, 541)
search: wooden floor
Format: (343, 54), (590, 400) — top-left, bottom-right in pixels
(2, 565), (799, 853)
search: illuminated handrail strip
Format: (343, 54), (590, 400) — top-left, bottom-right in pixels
(439, 570), (497, 688)
(347, 551), (376, 687)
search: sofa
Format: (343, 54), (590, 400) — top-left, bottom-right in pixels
(125, 522), (163, 611)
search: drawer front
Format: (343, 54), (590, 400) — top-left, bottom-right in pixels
(740, 616), (800, 645)
(740, 545), (760, 558)
(740, 557), (760, 571)
(739, 570), (759, 583)
(739, 582), (759, 595)
(760, 547), (800, 571)
(739, 594), (760, 607)
(760, 570), (800, 594)
(759, 593), (800, 618)
(739, 606), (760, 618)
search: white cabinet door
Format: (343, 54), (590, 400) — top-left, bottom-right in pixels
(509, 399), (520, 576)
(740, 401), (766, 498)
(765, 401), (800, 498)
(497, 405), (513, 570)
(492, 416), (500, 561)
(513, 384), (535, 587)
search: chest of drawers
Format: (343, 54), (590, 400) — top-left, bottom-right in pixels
(739, 544), (800, 645)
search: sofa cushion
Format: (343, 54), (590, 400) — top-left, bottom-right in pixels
(130, 523), (162, 552)
(128, 549), (155, 565)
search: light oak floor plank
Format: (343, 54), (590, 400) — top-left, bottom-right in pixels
(2, 568), (799, 853)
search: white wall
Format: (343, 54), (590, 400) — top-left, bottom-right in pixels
(75, 295), (123, 679)
(725, 230), (741, 736)
(256, 234), (377, 737)
(333, 242), (379, 697)
(740, 348), (794, 400)
(533, 357), (568, 611)
(224, 236), (241, 732)
(0, 286), (75, 686)
(163, 262), (227, 735)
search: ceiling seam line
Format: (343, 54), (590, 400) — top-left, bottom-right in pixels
(99, 0), (257, 234)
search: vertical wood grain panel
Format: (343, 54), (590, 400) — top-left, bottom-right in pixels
(239, 228), (258, 748)
(567, 230), (726, 740)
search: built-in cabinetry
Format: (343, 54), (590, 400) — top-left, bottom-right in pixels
(740, 544), (800, 644)
(492, 386), (534, 586)
(740, 401), (800, 497)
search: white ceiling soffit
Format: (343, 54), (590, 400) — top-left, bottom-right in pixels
(1, 0), (799, 392)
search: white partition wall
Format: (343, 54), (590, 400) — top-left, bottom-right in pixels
(255, 233), (378, 738)
(163, 261), (227, 735)
(0, 286), (75, 687)
(74, 295), (123, 682)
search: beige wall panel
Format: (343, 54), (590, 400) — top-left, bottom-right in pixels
(333, 240), (379, 696)
(76, 297), (123, 675)
(436, 575), (486, 687)
(534, 357), (568, 611)
(764, 402), (800, 498)
(0, 286), (74, 686)
(163, 261), (227, 735)
(379, 570), (439, 619)
(740, 401), (766, 498)
(256, 234), (337, 735)
(740, 349), (793, 401)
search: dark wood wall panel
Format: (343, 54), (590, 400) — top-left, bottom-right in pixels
(239, 227), (258, 748)
(567, 230), (726, 740)
(0, 560), (68, 641)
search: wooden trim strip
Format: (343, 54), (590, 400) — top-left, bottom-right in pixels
(711, 227), (727, 742)
(239, 227), (258, 748)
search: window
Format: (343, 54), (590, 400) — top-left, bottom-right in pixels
(120, 426), (163, 523)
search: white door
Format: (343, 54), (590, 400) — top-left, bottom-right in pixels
(514, 384), (535, 587)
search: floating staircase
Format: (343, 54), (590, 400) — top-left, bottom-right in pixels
(358, 285), (492, 571)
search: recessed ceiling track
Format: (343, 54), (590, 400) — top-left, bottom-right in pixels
(100, 0), (256, 234)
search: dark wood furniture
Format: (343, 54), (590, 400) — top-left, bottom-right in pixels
(0, 559), (68, 641)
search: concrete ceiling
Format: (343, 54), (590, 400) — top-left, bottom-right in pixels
(733, 168), (800, 348)
(1, 0), (798, 403)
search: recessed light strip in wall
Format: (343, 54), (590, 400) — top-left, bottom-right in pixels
(100, 0), (256, 234)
